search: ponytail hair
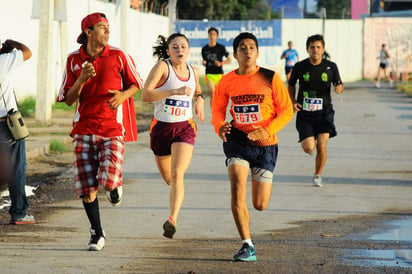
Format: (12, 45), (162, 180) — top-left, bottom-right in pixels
(153, 35), (168, 61)
(152, 33), (189, 61)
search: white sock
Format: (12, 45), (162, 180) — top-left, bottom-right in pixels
(242, 239), (253, 247)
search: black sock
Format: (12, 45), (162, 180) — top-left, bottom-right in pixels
(82, 198), (103, 236)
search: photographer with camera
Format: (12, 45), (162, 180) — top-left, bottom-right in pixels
(0, 39), (35, 224)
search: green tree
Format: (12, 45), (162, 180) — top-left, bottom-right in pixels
(316, 0), (351, 19)
(175, 0), (276, 20)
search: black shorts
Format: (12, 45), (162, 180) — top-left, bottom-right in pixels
(223, 126), (278, 171)
(285, 66), (293, 75)
(296, 109), (337, 142)
(379, 63), (387, 69)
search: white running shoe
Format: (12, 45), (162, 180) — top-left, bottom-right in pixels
(375, 82), (381, 88)
(312, 175), (323, 187)
(87, 229), (105, 251)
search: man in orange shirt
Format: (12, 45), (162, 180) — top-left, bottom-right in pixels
(212, 32), (293, 262)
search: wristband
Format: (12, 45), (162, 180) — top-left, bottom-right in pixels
(196, 93), (205, 99)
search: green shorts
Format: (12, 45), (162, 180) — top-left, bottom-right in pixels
(205, 74), (223, 85)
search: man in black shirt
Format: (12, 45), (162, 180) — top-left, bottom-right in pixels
(202, 27), (231, 105)
(288, 34), (344, 187)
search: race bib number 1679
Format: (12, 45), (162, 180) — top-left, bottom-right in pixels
(233, 104), (261, 124)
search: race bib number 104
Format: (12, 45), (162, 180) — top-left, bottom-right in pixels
(233, 104), (261, 124)
(164, 98), (190, 117)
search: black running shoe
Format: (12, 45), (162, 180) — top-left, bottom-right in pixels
(106, 186), (123, 206)
(163, 219), (176, 239)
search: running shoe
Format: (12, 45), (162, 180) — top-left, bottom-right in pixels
(233, 243), (256, 261)
(163, 219), (176, 239)
(106, 186), (123, 206)
(312, 175), (323, 187)
(375, 82), (381, 88)
(87, 229), (105, 251)
(10, 215), (36, 225)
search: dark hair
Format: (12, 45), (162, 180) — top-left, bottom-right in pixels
(306, 34), (325, 49)
(208, 27), (218, 35)
(381, 43), (386, 47)
(152, 33), (189, 61)
(232, 32), (258, 53)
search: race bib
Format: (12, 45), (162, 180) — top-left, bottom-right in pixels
(303, 97), (323, 111)
(163, 98), (190, 117)
(233, 104), (261, 124)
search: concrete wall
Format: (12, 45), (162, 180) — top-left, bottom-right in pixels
(280, 19), (363, 83)
(1, 0), (169, 99)
(2, 1), (411, 100)
(363, 17), (412, 81)
(178, 19), (364, 83)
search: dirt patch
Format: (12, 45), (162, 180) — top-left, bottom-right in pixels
(124, 214), (412, 273)
(0, 152), (75, 232)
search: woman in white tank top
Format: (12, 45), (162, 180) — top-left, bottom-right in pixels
(375, 43), (393, 88)
(142, 33), (204, 239)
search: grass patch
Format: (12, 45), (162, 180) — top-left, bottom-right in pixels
(18, 96), (76, 117)
(18, 96), (36, 117)
(52, 101), (76, 111)
(49, 139), (72, 154)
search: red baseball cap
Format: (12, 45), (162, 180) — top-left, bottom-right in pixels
(77, 12), (108, 44)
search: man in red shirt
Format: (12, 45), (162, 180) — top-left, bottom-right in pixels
(57, 12), (143, 251)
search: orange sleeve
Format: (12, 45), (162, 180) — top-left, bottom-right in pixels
(211, 79), (229, 134)
(264, 73), (294, 136)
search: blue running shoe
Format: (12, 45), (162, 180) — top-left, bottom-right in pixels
(233, 243), (256, 261)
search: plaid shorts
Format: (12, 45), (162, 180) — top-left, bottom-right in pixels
(73, 134), (125, 197)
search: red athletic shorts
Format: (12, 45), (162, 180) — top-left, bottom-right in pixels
(73, 134), (125, 197)
(149, 118), (197, 156)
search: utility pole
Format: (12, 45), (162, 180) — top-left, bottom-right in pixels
(168, 0), (177, 34)
(35, 0), (54, 126)
(304, 0), (307, 18)
(120, 0), (129, 52)
(321, 7), (326, 36)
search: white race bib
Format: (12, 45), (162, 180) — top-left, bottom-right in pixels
(303, 97), (323, 111)
(233, 104), (261, 124)
(163, 98), (190, 118)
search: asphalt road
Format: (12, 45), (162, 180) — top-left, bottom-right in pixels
(1, 81), (411, 273)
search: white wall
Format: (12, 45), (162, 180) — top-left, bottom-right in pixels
(1, 0), (169, 99)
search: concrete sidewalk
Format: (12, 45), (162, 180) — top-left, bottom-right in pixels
(4, 80), (411, 273)
(25, 111), (73, 159)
